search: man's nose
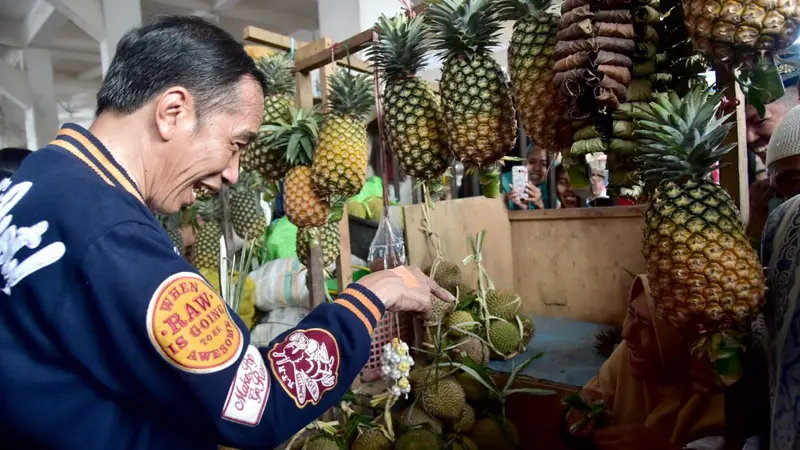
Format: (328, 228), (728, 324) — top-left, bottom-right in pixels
(222, 154), (240, 185)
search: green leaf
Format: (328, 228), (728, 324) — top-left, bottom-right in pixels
(503, 387), (556, 396)
(503, 352), (543, 391)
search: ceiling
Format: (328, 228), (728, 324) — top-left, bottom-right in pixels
(0, 0), (320, 131)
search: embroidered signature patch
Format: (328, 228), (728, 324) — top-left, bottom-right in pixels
(267, 329), (340, 408)
(146, 272), (243, 373)
(222, 345), (270, 426)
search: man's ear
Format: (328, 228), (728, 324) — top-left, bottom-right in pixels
(154, 86), (194, 141)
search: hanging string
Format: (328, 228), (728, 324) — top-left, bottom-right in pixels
(289, 37), (295, 60)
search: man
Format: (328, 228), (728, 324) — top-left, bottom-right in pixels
(756, 104), (800, 450)
(0, 16), (449, 449)
(504, 143), (550, 210)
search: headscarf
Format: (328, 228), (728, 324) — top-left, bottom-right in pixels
(584, 275), (725, 445)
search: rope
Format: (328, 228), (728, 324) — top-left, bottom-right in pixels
(289, 37), (295, 60)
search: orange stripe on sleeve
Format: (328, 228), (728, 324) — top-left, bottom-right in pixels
(342, 287), (382, 323)
(334, 299), (374, 334)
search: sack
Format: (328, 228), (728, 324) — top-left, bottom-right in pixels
(249, 258), (309, 311)
(250, 307), (311, 347)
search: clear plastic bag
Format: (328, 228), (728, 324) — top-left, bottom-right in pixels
(367, 215), (406, 272)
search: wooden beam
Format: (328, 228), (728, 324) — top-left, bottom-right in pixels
(47, 0), (105, 42)
(243, 26), (306, 52)
(292, 3), (427, 74)
(0, 58), (33, 109)
(715, 65), (749, 219)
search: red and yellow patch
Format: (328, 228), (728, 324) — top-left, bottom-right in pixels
(267, 328), (340, 408)
(147, 272), (243, 373)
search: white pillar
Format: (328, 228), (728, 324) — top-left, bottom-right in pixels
(317, 0), (403, 43)
(22, 48), (58, 150)
(99, 0), (142, 75)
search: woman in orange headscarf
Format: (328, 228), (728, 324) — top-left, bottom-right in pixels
(566, 275), (725, 450)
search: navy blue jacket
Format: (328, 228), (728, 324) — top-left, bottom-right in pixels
(0, 124), (385, 449)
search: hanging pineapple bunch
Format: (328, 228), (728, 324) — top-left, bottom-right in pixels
(190, 196), (223, 272)
(367, 12), (453, 191)
(634, 86), (765, 384)
(681, 0), (800, 114)
(267, 106), (328, 228)
(241, 53), (296, 184)
(230, 170), (267, 240)
(426, 0), (517, 198)
(552, 0), (638, 179)
(311, 69), (374, 201)
(502, 0), (570, 153)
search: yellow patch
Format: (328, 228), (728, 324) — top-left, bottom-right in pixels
(147, 272), (244, 373)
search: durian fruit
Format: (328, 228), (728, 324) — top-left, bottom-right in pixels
(469, 416), (520, 450)
(421, 377), (466, 420)
(410, 366), (435, 392)
(519, 315), (535, 346)
(453, 337), (489, 366)
(401, 405), (443, 434)
(488, 320), (522, 356)
(303, 435), (338, 450)
(446, 311), (476, 338)
(352, 428), (391, 450)
(457, 372), (488, 402)
(429, 260), (462, 293)
(452, 403), (476, 433)
(394, 427), (440, 450)
(593, 326), (623, 358)
(426, 295), (456, 326)
(485, 290), (521, 321)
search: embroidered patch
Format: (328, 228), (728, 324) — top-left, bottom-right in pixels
(222, 345), (270, 426)
(267, 329), (340, 408)
(146, 272), (243, 373)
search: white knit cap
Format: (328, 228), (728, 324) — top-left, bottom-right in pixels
(767, 105), (800, 167)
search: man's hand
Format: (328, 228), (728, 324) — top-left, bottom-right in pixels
(564, 389), (611, 439)
(507, 183), (528, 209)
(594, 425), (682, 450)
(527, 183), (544, 209)
(357, 266), (455, 319)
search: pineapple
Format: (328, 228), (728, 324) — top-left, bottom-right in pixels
(503, 0), (567, 153)
(634, 86), (765, 335)
(296, 221), (341, 268)
(158, 213), (185, 256)
(367, 13), (452, 183)
(241, 54), (296, 183)
(274, 107), (329, 228)
(230, 171), (267, 240)
(190, 198), (222, 271)
(311, 70), (374, 198)
(427, 0), (517, 174)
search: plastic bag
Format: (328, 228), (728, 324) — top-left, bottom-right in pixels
(367, 215), (406, 272)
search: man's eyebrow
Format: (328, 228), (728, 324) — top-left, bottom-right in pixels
(235, 131), (257, 143)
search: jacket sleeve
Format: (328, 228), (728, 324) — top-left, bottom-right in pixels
(59, 221), (384, 449)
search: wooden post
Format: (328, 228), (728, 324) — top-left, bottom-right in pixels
(715, 65), (750, 221)
(220, 184), (235, 262)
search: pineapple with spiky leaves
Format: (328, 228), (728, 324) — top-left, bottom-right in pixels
(367, 13), (452, 183)
(634, 86), (765, 335)
(426, 0), (517, 190)
(503, 0), (567, 153)
(272, 106), (329, 228)
(158, 213), (185, 256)
(296, 222), (341, 268)
(311, 70), (374, 198)
(241, 53), (296, 183)
(190, 198), (223, 271)
(230, 170), (267, 240)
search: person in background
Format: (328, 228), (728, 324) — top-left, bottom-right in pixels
(504, 143), (550, 210)
(754, 104), (800, 450)
(556, 164), (579, 208)
(0, 147), (32, 181)
(565, 275), (725, 450)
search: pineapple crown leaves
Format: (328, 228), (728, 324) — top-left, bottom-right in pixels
(255, 53), (296, 97)
(426, 0), (506, 60)
(259, 105), (324, 167)
(328, 70), (375, 119)
(195, 196), (223, 223)
(366, 13), (432, 84)
(632, 86), (735, 185)
(497, 0), (555, 20)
